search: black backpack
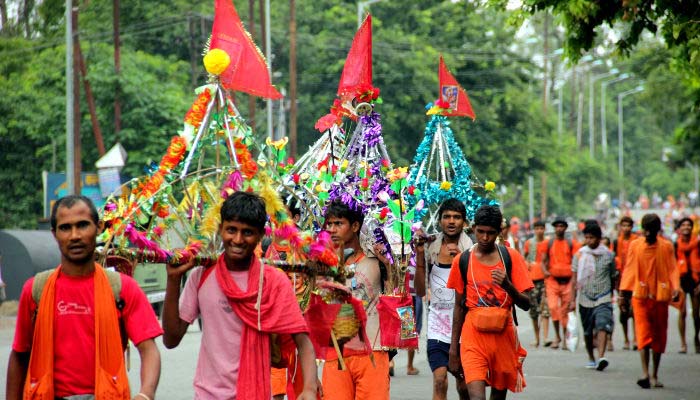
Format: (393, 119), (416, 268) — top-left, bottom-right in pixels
(458, 244), (518, 326)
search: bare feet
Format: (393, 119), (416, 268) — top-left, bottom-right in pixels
(679, 343), (687, 354)
(650, 377), (664, 388)
(407, 367), (419, 375)
(530, 341), (539, 348)
(550, 340), (560, 349)
(622, 341), (630, 350)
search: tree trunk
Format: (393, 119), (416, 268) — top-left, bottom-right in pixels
(289, 0), (297, 156)
(0, 0), (8, 34)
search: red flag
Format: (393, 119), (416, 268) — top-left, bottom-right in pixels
(210, 0), (282, 99)
(337, 15), (373, 99)
(438, 56), (475, 119)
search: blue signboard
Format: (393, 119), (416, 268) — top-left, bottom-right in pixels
(43, 172), (105, 218)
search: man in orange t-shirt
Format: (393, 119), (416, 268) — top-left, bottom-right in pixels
(613, 216), (637, 350)
(674, 217), (700, 354)
(619, 214), (680, 389)
(541, 217), (580, 350)
(522, 221), (550, 347)
(447, 205), (533, 400)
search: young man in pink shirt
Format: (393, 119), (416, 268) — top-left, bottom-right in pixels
(162, 191), (319, 400)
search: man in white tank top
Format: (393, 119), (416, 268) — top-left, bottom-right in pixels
(414, 199), (473, 400)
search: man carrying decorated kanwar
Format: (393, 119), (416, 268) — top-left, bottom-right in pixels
(541, 217), (581, 349)
(674, 217), (700, 354)
(6, 195), (163, 400)
(447, 205), (533, 400)
(614, 216), (637, 350)
(522, 220), (551, 348)
(569, 221), (616, 371)
(162, 191), (319, 400)
(619, 213), (680, 389)
(322, 199), (390, 400)
(414, 198), (473, 400)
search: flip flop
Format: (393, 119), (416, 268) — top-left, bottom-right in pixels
(549, 341), (560, 349)
(543, 340), (553, 348)
(530, 341), (540, 347)
(679, 344), (687, 354)
(637, 377), (651, 389)
(622, 343), (630, 350)
(653, 382), (664, 388)
(407, 368), (420, 376)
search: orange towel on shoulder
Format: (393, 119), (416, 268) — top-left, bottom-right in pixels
(24, 265), (130, 399)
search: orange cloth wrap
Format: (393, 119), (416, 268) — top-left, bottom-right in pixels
(322, 351), (389, 400)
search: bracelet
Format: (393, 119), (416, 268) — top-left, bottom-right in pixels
(136, 393), (151, 400)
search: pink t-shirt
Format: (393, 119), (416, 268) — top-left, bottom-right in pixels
(12, 270), (163, 397)
(180, 266), (248, 400)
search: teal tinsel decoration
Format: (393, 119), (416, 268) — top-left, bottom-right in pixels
(407, 114), (498, 221)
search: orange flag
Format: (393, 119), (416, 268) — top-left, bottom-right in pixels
(337, 15), (373, 99)
(438, 56), (475, 119)
(210, 0), (282, 99)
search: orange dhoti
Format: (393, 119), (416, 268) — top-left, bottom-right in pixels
(460, 313), (526, 393)
(545, 277), (572, 328)
(632, 297), (669, 354)
(321, 351), (390, 400)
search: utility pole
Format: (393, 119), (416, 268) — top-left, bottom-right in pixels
(66, 0), (75, 194)
(542, 12), (549, 113)
(76, 35), (106, 156)
(72, 7), (81, 195)
(248, 0), (256, 131)
(289, 0), (297, 156)
(113, 0), (121, 138)
(265, 0), (273, 140)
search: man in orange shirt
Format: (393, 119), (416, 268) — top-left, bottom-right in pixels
(542, 217), (580, 349)
(523, 221), (550, 347)
(614, 216), (637, 350)
(447, 205), (533, 400)
(619, 214), (680, 389)
(674, 217), (700, 354)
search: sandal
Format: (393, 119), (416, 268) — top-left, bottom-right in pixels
(637, 377), (651, 389)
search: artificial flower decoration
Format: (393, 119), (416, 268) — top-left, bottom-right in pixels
(203, 49), (231, 75)
(184, 88), (213, 129)
(439, 181), (452, 191)
(387, 167), (408, 182)
(484, 181), (496, 192)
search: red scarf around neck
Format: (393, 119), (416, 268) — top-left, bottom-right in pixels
(677, 236), (700, 278)
(214, 254), (308, 400)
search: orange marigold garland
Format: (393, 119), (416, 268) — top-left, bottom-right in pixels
(184, 88), (213, 128)
(232, 137), (258, 178)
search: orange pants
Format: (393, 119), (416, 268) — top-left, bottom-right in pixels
(271, 367), (287, 396)
(460, 313), (526, 392)
(545, 277), (572, 328)
(322, 351), (390, 400)
(632, 297), (669, 354)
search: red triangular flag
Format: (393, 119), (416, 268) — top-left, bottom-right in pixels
(337, 14), (372, 99)
(210, 0), (282, 99)
(438, 56), (475, 119)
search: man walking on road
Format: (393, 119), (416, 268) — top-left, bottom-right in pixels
(614, 216), (637, 350)
(6, 195), (163, 400)
(414, 198), (473, 400)
(619, 213), (680, 389)
(674, 217), (700, 354)
(570, 222), (616, 370)
(447, 205), (533, 400)
(542, 217), (580, 349)
(523, 221), (550, 348)
(162, 191), (319, 400)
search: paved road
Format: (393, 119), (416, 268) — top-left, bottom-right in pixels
(1, 305), (698, 399)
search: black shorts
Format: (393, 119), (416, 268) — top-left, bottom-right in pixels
(427, 339), (451, 371)
(681, 273), (698, 294)
(579, 303), (613, 336)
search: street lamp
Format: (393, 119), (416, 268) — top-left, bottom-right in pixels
(358, 0), (383, 27)
(575, 59), (602, 148)
(600, 73), (630, 156)
(617, 85), (644, 205)
(589, 68), (618, 158)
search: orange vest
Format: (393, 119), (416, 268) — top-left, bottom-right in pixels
(24, 265), (130, 399)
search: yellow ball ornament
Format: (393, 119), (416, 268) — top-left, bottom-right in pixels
(484, 181), (496, 192)
(203, 49), (231, 76)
